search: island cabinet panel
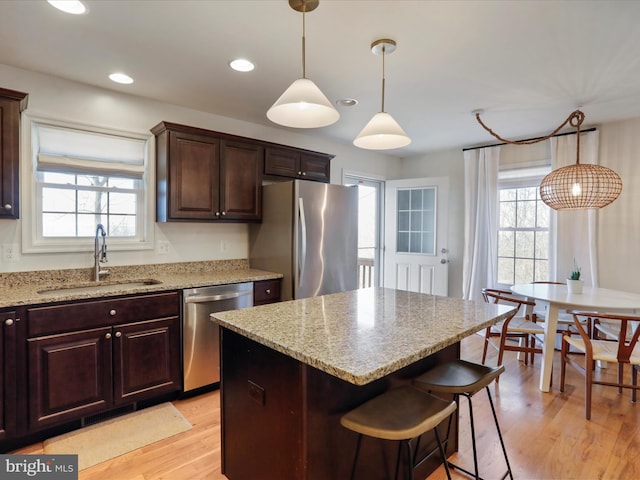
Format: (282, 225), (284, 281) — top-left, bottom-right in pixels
(0, 88), (28, 219)
(221, 328), (303, 479)
(0, 310), (18, 441)
(220, 328), (458, 480)
(25, 292), (181, 432)
(264, 147), (331, 183)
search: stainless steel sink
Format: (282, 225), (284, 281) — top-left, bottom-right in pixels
(37, 279), (163, 295)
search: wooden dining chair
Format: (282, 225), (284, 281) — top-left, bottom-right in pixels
(480, 288), (544, 368)
(560, 312), (640, 420)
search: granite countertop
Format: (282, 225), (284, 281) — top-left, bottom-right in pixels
(0, 259), (282, 308)
(211, 286), (515, 386)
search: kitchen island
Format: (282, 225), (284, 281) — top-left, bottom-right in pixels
(212, 287), (514, 480)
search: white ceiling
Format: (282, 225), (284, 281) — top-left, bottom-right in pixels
(1, 0), (640, 156)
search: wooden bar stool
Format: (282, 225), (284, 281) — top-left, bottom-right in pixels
(414, 360), (513, 480)
(340, 385), (457, 480)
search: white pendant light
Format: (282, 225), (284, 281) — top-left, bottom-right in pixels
(354, 39), (411, 150)
(267, 0), (339, 129)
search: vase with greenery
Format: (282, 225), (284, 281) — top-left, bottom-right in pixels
(567, 259), (583, 293)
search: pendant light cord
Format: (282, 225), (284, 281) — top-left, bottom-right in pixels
(475, 110), (586, 158)
(301, 7), (306, 78)
(381, 44), (386, 112)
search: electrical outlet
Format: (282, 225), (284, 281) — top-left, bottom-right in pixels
(157, 241), (170, 254)
(2, 244), (20, 262)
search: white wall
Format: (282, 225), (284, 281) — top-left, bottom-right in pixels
(395, 149), (465, 297)
(598, 118), (640, 293)
(0, 63), (401, 273)
(399, 117), (640, 297)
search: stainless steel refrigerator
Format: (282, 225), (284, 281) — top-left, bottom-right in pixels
(249, 180), (358, 300)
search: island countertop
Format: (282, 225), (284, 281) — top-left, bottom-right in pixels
(212, 286), (514, 386)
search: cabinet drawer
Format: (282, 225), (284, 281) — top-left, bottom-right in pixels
(27, 292), (179, 337)
(254, 279), (282, 306)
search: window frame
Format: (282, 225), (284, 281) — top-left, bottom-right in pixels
(496, 165), (552, 288)
(21, 114), (155, 254)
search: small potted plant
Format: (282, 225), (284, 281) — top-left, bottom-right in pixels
(567, 259), (583, 294)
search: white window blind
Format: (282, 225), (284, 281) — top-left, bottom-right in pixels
(35, 124), (145, 178)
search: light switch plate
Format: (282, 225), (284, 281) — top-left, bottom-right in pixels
(2, 244), (20, 262)
(157, 241), (170, 254)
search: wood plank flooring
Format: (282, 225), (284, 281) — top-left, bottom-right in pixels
(13, 333), (640, 479)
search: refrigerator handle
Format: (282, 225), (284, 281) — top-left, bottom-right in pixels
(298, 196), (307, 287)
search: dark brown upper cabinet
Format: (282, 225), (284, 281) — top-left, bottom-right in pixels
(0, 88), (29, 220)
(264, 147), (332, 183)
(153, 122), (262, 222)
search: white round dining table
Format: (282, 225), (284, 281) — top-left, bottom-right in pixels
(510, 283), (640, 392)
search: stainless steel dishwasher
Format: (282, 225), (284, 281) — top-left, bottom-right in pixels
(182, 282), (253, 393)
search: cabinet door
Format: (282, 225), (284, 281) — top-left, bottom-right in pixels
(220, 140), (263, 220)
(113, 317), (181, 405)
(28, 327), (113, 430)
(0, 90), (27, 219)
(300, 154), (330, 183)
(169, 131), (221, 220)
(0, 311), (17, 440)
(264, 148), (300, 178)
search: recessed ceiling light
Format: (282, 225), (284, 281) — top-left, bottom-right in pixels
(109, 72), (134, 85)
(337, 98), (359, 107)
(47, 0), (87, 15)
(229, 59), (255, 72)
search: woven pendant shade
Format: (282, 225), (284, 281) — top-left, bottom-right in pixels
(476, 109), (623, 210)
(539, 163), (622, 210)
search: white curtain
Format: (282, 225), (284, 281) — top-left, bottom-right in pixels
(550, 131), (599, 286)
(462, 146), (500, 301)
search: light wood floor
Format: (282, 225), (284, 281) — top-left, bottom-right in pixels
(13, 334), (640, 479)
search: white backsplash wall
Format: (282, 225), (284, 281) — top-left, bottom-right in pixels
(0, 63), (400, 273)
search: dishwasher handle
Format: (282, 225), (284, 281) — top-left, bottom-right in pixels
(184, 290), (252, 304)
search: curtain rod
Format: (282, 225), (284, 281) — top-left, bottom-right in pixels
(462, 127), (597, 152)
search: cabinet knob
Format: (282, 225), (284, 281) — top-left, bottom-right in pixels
(105, 332), (112, 339)
(297, 171), (302, 176)
(115, 331), (122, 338)
(3, 204), (11, 210)
(5, 319), (14, 326)
(301, 172), (306, 176)
(215, 212), (220, 216)
(109, 309), (117, 316)
(221, 211), (226, 216)
(265, 289), (271, 295)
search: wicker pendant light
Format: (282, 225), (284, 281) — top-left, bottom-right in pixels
(475, 109), (622, 210)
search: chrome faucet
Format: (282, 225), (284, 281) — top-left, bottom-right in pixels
(94, 224), (109, 281)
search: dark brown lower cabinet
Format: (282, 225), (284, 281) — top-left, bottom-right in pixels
(220, 328), (458, 480)
(0, 311), (17, 441)
(26, 293), (181, 432)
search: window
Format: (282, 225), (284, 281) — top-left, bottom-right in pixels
(23, 117), (154, 253)
(497, 166), (551, 285)
(396, 187), (436, 255)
